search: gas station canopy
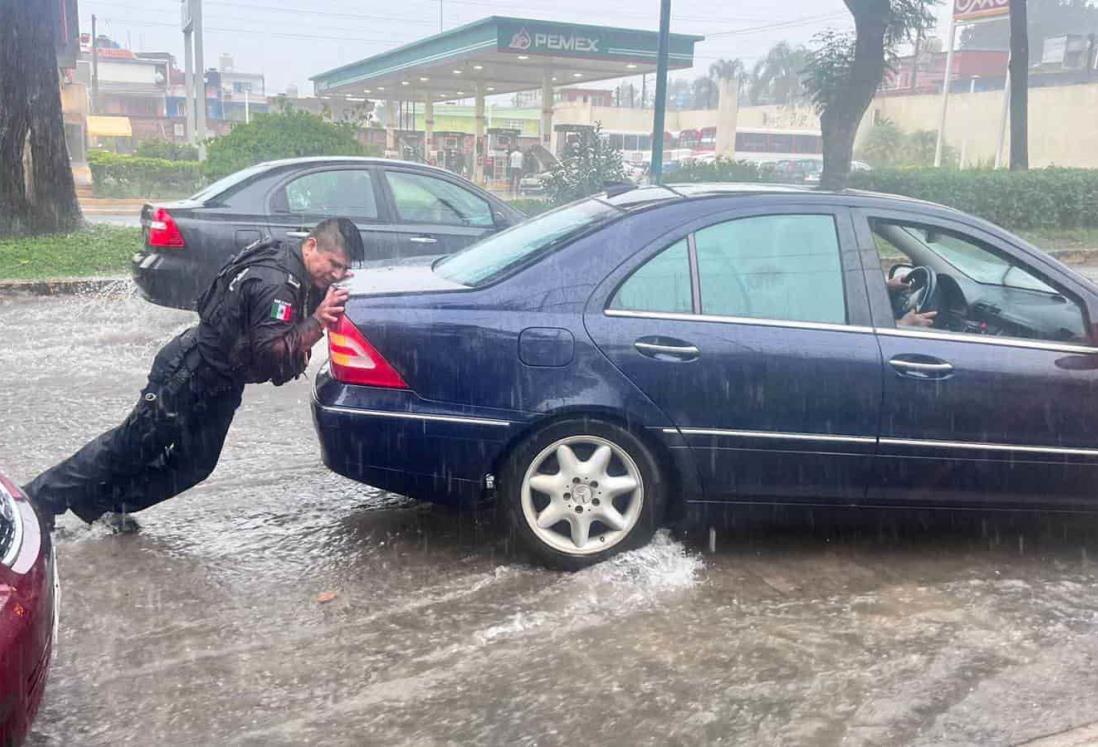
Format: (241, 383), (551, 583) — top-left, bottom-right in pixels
(311, 16), (703, 101)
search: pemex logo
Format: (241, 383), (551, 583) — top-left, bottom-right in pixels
(509, 27), (532, 51)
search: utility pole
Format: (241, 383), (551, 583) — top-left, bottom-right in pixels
(182, 0), (194, 145)
(91, 14), (99, 114)
(439, 0), (443, 33)
(1009, 0), (1029, 170)
(650, 0), (671, 184)
(193, 0), (207, 157)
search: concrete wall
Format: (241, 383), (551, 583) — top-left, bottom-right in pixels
(865, 83), (1098, 168)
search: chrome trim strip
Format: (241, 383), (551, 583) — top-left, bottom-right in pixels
(605, 309), (874, 335)
(603, 309), (1098, 354)
(876, 327), (1098, 355)
(664, 427), (876, 445)
(880, 437), (1098, 457)
(318, 404), (511, 428)
(662, 427), (1098, 457)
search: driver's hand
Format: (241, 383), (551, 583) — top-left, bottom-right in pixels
(899, 310), (938, 328)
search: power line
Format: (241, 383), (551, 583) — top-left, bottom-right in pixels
(85, 14), (418, 45)
(86, 0), (436, 26)
(430, 0), (776, 24)
(126, 0), (796, 28)
(706, 11), (850, 38)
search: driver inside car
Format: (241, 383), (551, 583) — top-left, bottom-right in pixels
(887, 268), (938, 328)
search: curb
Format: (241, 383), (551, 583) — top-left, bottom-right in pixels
(0, 277), (130, 298)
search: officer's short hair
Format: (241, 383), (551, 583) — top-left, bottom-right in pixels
(309, 218), (363, 261)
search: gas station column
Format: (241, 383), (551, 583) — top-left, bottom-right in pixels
(474, 84), (486, 184)
(541, 72), (554, 149)
(385, 99), (397, 156)
(424, 99), (435, 164)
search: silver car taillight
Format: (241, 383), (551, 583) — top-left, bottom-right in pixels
(0, 481), (25, 568)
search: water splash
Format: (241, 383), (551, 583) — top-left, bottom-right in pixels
(475, 530), (702, 644)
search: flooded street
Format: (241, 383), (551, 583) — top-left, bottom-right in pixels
(6, 287), (1098, 745)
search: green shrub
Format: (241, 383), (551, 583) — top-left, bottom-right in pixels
(203, 109), (365, 180)
(134, 139), (199, 161)
(849, 168), (1098, 231)
(88, 151), (205, 198)
(857, 120), (958, 168)
(672, 158), (763, 184)
(544, 123), (626, 205)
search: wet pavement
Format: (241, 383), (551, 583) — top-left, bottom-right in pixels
(5, 287), (1098, 745)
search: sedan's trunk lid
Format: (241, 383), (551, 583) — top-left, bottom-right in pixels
(342, 256), (468, 297)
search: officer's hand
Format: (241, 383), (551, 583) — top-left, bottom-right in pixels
(313, 286), (350, 329)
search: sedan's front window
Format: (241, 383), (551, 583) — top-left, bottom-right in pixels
(434, 199), (621, 287)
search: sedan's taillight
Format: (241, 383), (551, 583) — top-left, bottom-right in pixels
(147, 207), (186, 248)
(328, 316), (409, 389)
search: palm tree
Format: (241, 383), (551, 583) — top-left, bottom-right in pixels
(708, 58), (749, 106)
(750, 42), (811, 105)
(692, 76), (718, 109)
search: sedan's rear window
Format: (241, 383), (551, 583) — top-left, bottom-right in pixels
(434, 200), (621, 287)
(189, 162), (271, 202)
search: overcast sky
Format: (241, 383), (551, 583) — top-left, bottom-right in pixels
(78, 0), (950, 97)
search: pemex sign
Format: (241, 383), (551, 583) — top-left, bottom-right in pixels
(954, 0), (1009, 21)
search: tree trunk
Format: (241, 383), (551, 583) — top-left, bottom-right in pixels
(820, 2), (890, 191)
(0, 2), (31, 232)
(0, 0), (82, 236)
(1009, 0), (1029, 170)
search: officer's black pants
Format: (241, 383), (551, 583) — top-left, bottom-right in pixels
(25, 330), (244, 523)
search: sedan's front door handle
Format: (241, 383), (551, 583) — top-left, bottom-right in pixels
(287, 230), (310, 239)
(409, 236), (438, 244)
(889, 356), (954, 378)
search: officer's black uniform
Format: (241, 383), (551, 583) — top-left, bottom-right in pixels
(25, 239), (323, 522)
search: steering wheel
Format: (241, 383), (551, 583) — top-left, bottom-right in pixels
(903, 265), (939, 315)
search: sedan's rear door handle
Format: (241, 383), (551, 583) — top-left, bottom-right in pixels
(409, 236), (438, 244)
(634, 340), (700, 361)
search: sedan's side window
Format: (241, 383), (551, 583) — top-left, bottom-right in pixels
(871, 219), (1089, 343)
(387, 172), (494, 227)
(609, 239), (693, 314)
(695, 214), (847, 324)
(284, 170), (378, 218)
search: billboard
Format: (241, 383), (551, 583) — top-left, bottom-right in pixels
(954, 0), (1010, 22)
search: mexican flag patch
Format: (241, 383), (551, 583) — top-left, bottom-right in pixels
(270, 299), (294, 322)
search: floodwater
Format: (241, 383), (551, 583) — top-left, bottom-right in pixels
(5, 287), (1098, 745)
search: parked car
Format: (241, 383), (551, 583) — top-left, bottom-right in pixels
(518, 171), (548, 196)
(311, 183), (1098, 569)
(0, 470), (57, 744)
(133, 157), (525, 309)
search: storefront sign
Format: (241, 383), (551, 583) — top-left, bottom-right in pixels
(954, 0), (1009, 22)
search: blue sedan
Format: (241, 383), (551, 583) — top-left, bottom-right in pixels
(311, 184), (1098, 569)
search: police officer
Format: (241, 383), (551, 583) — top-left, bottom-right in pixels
(24, 217), (361, 530)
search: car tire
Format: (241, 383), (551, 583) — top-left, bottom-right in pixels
(500, 418), (665, 571)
